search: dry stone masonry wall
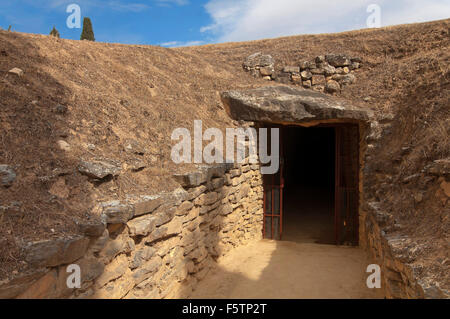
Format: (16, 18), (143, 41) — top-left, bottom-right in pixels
(1, 159), (264, 299)
(243, 53), (362, 94)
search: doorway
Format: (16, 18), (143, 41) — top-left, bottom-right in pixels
(262, 124), (360, 245)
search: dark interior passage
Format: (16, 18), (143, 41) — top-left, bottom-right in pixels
(282, 126), (336, 244)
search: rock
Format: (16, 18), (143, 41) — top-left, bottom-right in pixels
(132, 195), (164, 217)
(0, 269), (48, 299)
(78, 159), (121, 180)
(243, 52), (274, 70)
(123, 139), (145, 155)
(259, 66), (273, 76)
(302, 80), (312, 88)
(102, 204), (133, 224)
(154, 204), (177, 226)
(335, 67), (345, 75)
(57, 140), (71, 151)
(77, 257), (104, 283)
(282, 66), (300, 73)
(311, 75), (326, 86)
(300, 70), (312, 80)
(173, 171), (207, 188)
(315, 56), (326, 63)
(325, 54), (351, 67)
(262, 76), (271, 81)
(24, 236), (90, 267)
(325, 80), (341, 93)
(55, 105), (68, 114)
(8, 67), (23, 76)
(77, 219), (106, 237)
(291, 74), (302, 84)
(310, 68), (324, 75)
(130, 246), (156, 269)
(0, 164), (16, 187)
(323, 64), (337, 76)
(343, 67), (350, 74)
(221, 86), (369, 125)
(350, 62), (361, 70)
(299, 61), (315, 70)
(127, 215), (157, 236)
(340, 73), (356, 85)
(95, 254), (129, 288)
(132, 257), (162, 285)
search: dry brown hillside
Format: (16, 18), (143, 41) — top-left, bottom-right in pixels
(0, 19), (449, 286)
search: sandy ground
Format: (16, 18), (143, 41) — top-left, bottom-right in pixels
(190, 240), (383, 299)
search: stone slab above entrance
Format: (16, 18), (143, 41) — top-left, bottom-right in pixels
(221, 85), (371, 125)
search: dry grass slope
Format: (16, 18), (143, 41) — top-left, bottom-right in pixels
(0, 19), (449, 288)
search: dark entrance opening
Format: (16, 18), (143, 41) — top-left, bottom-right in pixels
(262, 123), (360, 245)
(283, 126), (335, 244)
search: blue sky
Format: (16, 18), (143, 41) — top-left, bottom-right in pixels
(0, 0), (449, 47)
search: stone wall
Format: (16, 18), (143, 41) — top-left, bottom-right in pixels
(243, 53), (362, 94)
(360, 118), (449, 299)
(1, 160), (264, 299)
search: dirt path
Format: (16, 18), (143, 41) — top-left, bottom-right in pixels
(190, 240), (382, 299)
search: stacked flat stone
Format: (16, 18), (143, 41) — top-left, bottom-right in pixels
(278, 54), (362, 93)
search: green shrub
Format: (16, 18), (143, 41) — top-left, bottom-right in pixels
(80, 17), (95, 41)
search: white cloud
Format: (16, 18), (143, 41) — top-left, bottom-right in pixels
(201, 0), (450, 42)
(160, 40), (204, 47)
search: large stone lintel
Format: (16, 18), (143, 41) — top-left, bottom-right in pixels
(221, 85), (370, 125)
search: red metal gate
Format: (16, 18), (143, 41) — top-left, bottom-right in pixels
(335, 125), (360, 245)
(261, 124), (359, 244)
(262, 126), (284, 240)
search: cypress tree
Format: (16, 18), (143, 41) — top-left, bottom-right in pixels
(80, 17), (95, 41)
(49, 26), (60, 38)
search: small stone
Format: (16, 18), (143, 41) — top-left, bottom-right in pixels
(335, 67), (345, 75)
(315, 56), (326, 63)
(123, 139), (145, 155)
(350, 62), (361, 70)
(323, 64), (337, 76)
(282, 66), (300, 73)
(78, 159), (121, 180)
(0, 165), (16, 187)
(8, 68), (23, 76)
(302, 80), (312, 88)
(311, 75), (326, 86)
(57, 140), (71, 151)
(299, 61), (315, 70)
(325, 80), (340, 93)
(55, 105), (68, 114)
(102, 204), (133, 224)
(312, 85), (325, 92)
(262, 76), (271, 81)
(300, 70), (312, 80)
(24, 236), (90, 267)
(310, 68), (324, 75)
(325, 54), (351, 67)
(343, 67), (350, 74)
(77, 219), (106, 237)
(340, 73), (356, 85)
(243, 52), (274, 69)
(259, 66), (273, 76)
(291, 74), (302, 84)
